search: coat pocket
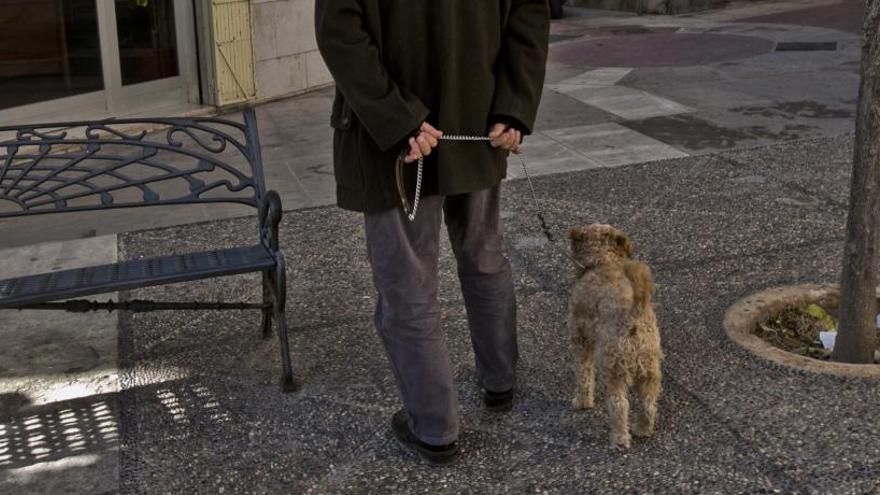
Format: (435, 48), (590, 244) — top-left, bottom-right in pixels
(330, 100), (353, 130)
(331, 103), (365, 191)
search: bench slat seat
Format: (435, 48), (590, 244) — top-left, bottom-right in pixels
(0, 245), (275, 309)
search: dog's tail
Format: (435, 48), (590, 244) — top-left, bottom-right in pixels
(623, 260), (655, 310)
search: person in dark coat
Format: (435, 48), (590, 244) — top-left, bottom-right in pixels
(316, 0), (549, 465)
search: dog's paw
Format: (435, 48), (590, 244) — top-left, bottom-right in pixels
(571, 396), (594, 410)
(632, 421), (655, 438)
(609, 432), (631, 449)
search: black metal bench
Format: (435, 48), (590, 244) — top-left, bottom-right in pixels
(0, 108), (297, 392)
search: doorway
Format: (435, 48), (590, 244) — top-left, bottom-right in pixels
(0, 0), (200, 125)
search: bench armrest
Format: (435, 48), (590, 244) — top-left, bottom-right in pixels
(259, 190), (283, 252)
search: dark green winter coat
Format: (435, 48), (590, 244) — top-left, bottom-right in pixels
(315, 0), (550, 212)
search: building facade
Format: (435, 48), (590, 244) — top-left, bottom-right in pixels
(0, 0), (330, 125)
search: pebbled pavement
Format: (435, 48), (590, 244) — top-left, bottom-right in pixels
(108, 133), (880, 494)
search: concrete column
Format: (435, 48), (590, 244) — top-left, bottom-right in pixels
(250, 0), (333, 102)
(200, 0), (333, 108)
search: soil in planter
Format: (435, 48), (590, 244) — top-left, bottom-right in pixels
(754, 303), (880, 363)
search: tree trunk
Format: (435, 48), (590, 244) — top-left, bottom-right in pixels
(834, 1), (880, 364)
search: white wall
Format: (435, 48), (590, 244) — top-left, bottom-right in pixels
(250, 0), (333, 101)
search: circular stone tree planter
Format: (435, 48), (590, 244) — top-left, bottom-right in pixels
(724, 284), (880, 378)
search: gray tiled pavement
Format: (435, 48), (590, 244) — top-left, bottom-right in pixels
(0, 1), (863, 249)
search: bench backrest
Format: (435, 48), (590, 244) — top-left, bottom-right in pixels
(0, 108), (266, 219)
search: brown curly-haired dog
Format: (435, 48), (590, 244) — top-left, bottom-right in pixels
(568, 224), (662, 449)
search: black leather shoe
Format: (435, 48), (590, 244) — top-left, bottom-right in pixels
(483, 388), (514, 412)
(391, 409), (461, 466)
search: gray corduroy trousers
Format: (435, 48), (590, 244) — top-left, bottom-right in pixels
(364, 186), (518, 445)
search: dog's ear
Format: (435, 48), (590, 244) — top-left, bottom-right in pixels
(609, 228), (633, 258)
(569, 228), (585, 242)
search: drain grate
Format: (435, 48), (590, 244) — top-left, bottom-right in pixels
(608, 25), (654, 34)
(549, 34), (578, 44)
(775, 41), (838, 52)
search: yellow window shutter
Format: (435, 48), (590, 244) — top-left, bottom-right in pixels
(212, 0), (256, 105)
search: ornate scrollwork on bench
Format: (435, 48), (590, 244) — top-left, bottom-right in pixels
(0, 113), (266, 218)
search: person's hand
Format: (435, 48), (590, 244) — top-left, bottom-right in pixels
(403, 122), (443, 163)
(489, 123), (522, 154)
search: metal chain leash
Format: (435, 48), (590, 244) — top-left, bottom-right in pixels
(407, 135), (492, 221)
(517, 152), (587, 271)
(404, 135), (586, 270)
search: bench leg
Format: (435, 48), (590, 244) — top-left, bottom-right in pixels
(273, 255), (299, 393)
(261, 271), (273, 338)
(275, 307), (298, 393)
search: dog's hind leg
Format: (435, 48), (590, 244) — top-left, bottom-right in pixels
(605, 367), (632, 448)
(633, 358), (661, 438)
(571, 343), (595, 409)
